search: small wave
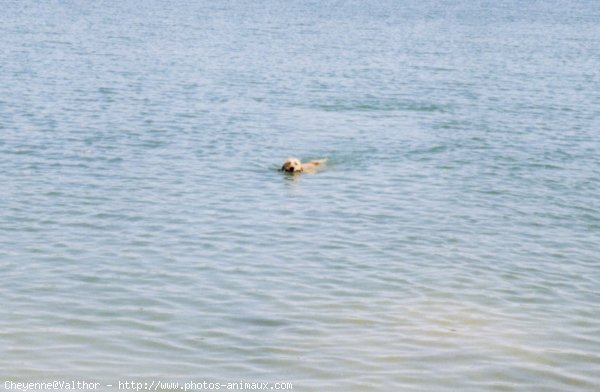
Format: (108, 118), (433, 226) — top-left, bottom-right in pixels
(312, 99), (448, 113)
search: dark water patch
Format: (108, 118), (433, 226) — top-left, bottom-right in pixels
(312, 99), (449, 113)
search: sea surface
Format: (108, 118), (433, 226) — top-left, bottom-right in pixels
(1, 1), (599, 390)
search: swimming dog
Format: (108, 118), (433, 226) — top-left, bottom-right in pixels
(281, 157), (326, 174)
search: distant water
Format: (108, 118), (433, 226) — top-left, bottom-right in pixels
(1, 0), (599, 390)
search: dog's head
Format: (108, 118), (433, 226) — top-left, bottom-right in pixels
(281, 157), (302, 173)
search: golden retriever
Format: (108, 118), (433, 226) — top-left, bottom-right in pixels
(281, 157), (326, 174)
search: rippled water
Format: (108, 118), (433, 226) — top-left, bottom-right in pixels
(1, 0), (600, 390)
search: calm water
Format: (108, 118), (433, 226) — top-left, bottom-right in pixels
(1, 1), (599, 390)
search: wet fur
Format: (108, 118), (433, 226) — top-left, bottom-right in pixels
(281, 157), (326, 174)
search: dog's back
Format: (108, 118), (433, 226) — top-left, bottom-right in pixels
(301, 159), (327, 173)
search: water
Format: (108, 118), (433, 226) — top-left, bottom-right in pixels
(1, 0), (599, 390)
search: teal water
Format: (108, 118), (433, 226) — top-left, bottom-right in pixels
(1, 1), (599, 390)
